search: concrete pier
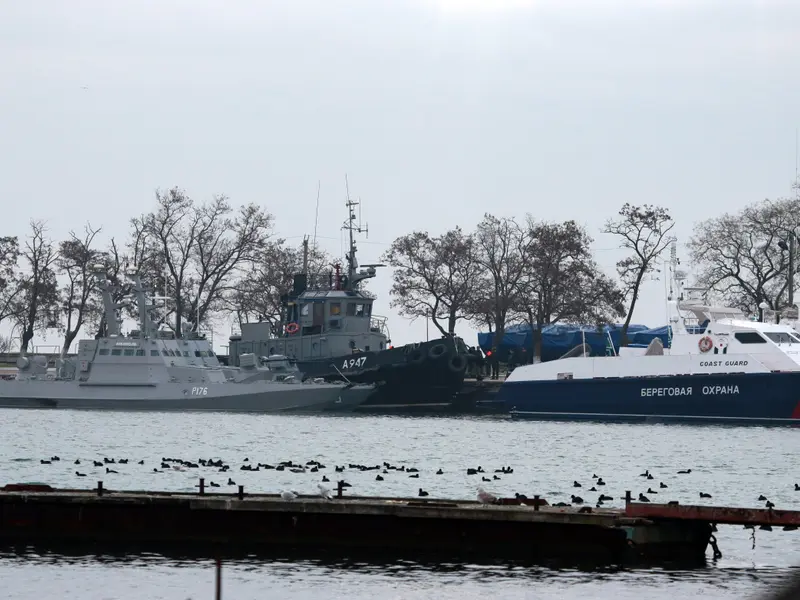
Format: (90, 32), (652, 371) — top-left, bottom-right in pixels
(0, 484), (711, 564)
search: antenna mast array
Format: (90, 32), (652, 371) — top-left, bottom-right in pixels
(343, 174), (368, 286)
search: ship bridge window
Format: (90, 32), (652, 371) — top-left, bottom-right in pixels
(330, 302), (341, 316)
(98, 348), (109, 355)
(183, 351), (189, 357)
(123, 349), (135, 357)
(301, 304), (310, 316)
(136, 349), (145, 357)
(111, 349), (122, 356)
(764, 332), (800, 344)
(162, 350), (169, 356)
(150, 350), (160, 357)
(348, 303), (366, 317)
(734, 332), (768, 344)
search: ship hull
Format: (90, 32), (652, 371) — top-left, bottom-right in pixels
(296, 339), (471, 412)
(0, 380), (373, 413)
(499, 372), (800, 425)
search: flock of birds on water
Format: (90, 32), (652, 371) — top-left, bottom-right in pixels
(16, 455), (800, 511)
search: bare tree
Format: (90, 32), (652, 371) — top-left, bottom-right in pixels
(382, 227), (481, 337)
(56, 224), (103, 353)
(604, 204), (674, 346)
(0, 236), (21, 326)
(469, 214), (531, 348)
(229, 240), (332, 332)
(515, 219), (626, 359)
(688, 197), (798, 315)
(132, 188), (273, 336)
(0, 334), (12, 354)
(13, 220), (59, 353)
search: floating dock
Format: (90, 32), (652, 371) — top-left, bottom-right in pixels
(0, 482), (742, 564)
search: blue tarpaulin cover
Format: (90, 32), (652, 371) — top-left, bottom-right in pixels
(476, 322), (706, 362)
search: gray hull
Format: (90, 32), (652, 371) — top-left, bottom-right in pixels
(0, 380), (374, 413)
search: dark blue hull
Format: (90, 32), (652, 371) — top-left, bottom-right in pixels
(499, 372), (800, 425)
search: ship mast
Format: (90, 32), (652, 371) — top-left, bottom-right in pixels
(342, 175), (369, 291)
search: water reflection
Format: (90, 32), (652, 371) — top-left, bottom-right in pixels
(0, 543), (794, 585)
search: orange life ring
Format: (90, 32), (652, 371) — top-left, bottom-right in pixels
(285, 322), (299, 335)
(698, 336), (713, 353)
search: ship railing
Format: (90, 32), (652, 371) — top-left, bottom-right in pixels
(370, 315), (390, 337)
(32, 345), (61, 355)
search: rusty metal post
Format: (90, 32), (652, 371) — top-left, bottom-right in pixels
(533, 495), (540, 511)
(97, 481), (103, 497)
(337, 480), (344, 498)
(238, 485), (244, 500)
(625, 490), (631, 506)
(199, 478), (205, 495)
(215, 557), (222, 600)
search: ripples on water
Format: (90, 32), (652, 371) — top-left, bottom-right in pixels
(1, 409), (799, 599)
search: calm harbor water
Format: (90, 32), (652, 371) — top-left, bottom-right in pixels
(1, 408), (799, 599)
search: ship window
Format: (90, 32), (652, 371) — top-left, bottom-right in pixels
(150, 350), (159, 357)
(195, 351), (202, 357)
(123, 349), (135, 356)
(734, 332), (767, 344)
(98, 348), (109, 355)
(329, 319), (341, 329)
(365, 345), (370, 352)
(330, 302), (342, 316)
(183, 351), (189, 357)
(346, 303), (356, 316)
(355, 304), (365, 317)
(764, 332), (800, 344)
(301, 304), (310, 316)
(162, 350), (169, 356)
(135, 349), (145, 356)
(111, 349), (122, 356)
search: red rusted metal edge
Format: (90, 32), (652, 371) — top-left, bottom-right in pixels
(625, 502), (800, 525)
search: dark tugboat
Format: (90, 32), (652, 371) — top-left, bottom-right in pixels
(227, 196), (473, 411)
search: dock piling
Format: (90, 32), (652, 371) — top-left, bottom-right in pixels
(96, 481), (103, 497)
(534, 495), (540, 511)
(215, 557), (222, 600)
(336, 480), (344, 498)
(625, 490), (631, 506)
(199, 478), (205, 495)
(237, 485), (244, 501)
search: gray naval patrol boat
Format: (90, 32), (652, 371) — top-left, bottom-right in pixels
(0, 266), (373, 412)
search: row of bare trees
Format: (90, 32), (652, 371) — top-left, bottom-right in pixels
(0, 187), (334, 354)
(688, 181), (800, 317)
(382, 204), (675, 354)
(23, 182), (790, 359)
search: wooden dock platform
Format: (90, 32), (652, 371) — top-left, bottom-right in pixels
(0, 483), (718, 564)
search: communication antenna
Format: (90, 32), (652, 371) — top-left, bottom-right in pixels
(313, 180), (321, 250)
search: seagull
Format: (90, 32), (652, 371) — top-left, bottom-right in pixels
(280, 490), (298, 501)
(477, 486), (497, 504)
(318, 483), (333, 500)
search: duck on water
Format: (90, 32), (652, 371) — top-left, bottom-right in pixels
(226, 194), (474, 412)
(500, 259), (800, 425)
(0, 266), (374, 412)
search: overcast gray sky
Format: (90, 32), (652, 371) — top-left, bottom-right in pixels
(1, 0), (799, 350)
